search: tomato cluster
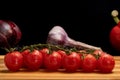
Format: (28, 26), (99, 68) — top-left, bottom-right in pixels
(4, 45), (115, 73)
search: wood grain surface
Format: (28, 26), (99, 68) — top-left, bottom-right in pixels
(0, 55), (120, 80)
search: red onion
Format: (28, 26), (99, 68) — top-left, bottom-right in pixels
(47, 26), (102, 50)
(0, 20), (22, 48)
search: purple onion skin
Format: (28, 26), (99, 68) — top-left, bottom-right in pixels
(0, 20), (22, 48)
(47, 26), (102, 50)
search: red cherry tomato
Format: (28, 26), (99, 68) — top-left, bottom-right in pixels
(93, 50), (104, 56)
(110, 24), (120, 51)
(63, 52), (81, 72)
(39, 48), (49, 68)
(57, 50), (67, 68)
(97, 53), (115, 73)
(44, 51), (62, 71)
(57, 50), (66, 58)
(82, 54), (97, 72)
(93, 50), (107, 69)
(21, 49), (30, 68)
(4, 51), (23, 72)
(25, 49), (43, 71)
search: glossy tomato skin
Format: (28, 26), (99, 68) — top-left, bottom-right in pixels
(4, 51), (23, 72)
(94, 51), (107, 69)
(97, 53), (115, 73)
(39, 48), (49, 57)
(82, 54), (97, 72)
(57, 50), (67, 68)
(93, 50), (105, 56)
(63, 52), (81, 72)
(44, 51), (62, 71)
(57, 50), (66, 58)
(110, 24), (120, 51)
(25, 49), (43, 71)
(39, 48), (49, 68)
(21, 49), (30, 68)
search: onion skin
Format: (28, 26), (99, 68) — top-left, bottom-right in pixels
(47, 26), (102, 50)
(0, 20), (22, 48)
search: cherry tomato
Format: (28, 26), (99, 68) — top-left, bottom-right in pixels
(25, 49), (43, 71)
(82, 54), (97, 72)
(97, 53), (115, 73)
(93, 51), (106, 69)
(63, 52), (81, 72)
(39, 48), (49, 68)
(57, 50), (66, 58)
(21, 49), (30, 68)
(57, 50), (67, 68)
(44, 51), (62, 71)
(4, 51), (23, 72)
(93, 50), (105, 56)
(39, 48), (49, 56)
(110, 23), (120, 51)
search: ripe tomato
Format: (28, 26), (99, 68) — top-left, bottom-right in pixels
(57, 50), (66, 58)
(39, 48), (49, 68)
(93, 50), (105, 56)
(63, 52), (81, 72)
(39, 48), (49, 56)
(57, 50), (67, 68)
(82, 54), (97, 72)
(21, 49), (30, 68)
(44, 51), (62, 71)
(4, 51), (23, 72)
(25, 49), (43, 71)
(97, 53), (115, 73)
(93, 51), (106, 69)
(110, 24), (120, 51)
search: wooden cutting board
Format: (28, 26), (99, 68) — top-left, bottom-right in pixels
(0, 55), (120, 80)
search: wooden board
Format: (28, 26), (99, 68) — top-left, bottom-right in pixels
(0, 55), (120, 80)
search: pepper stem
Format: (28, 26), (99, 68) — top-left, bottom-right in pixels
(111, 10), (120, 24)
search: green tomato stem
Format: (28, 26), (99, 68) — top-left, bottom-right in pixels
(111, 10), (120, 24)
(113, 17), (119, 24)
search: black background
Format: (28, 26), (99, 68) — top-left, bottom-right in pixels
(0, 0), (120, 55)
